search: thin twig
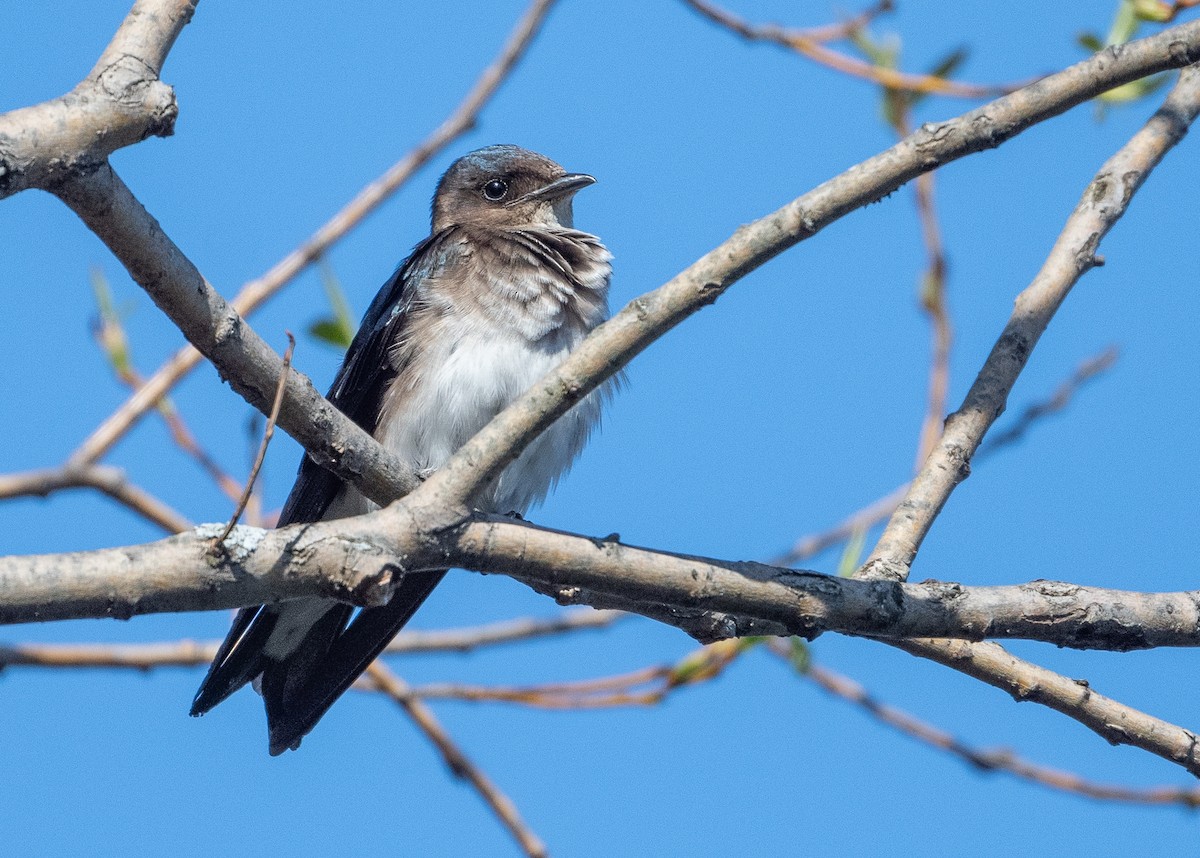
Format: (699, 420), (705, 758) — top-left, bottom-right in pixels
(67, 0), (561, 471)
(211, 333), (294, 549)
(764, 640), (1200, 808)
(794, 0), (893, 44)
(406, 665), (674, 709)
(92, 270), (247, 505)
(771, 343), (1118, 565)
(0, 463), (191, 534)
(682, 0), (1019, 97)
(909, 165), (952, 469)
(980, 346), (1119, 452)
(365, 662), (548, 858)
(385, 609), (624, 653)
(378, 639), (750, 710)
(0, 610), (623, 668)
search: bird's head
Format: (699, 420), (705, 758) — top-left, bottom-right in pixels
(431, 145), (596, 233)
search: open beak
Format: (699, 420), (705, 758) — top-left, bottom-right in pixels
(520, 172), (596, 203)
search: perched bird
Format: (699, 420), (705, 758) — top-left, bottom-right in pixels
(191, 145), (612, 754)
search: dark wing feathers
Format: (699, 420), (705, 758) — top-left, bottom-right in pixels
(265, 571), (446, 756)
(189, 605), (275, 715)
(191, 232), (455, 750)
(276, 230), (448, 527)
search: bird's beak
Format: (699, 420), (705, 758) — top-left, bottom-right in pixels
(520, 172), (596, 203)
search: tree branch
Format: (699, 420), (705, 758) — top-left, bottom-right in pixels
(0, 463), (191, 534)
(3, 509), (1199, 656)
(13, 14), (1199, 530)
(892, 637), (1200, 777)
(0, 0), (194, 198)
(52, 161), (423, 507)
(0, 611), (622, 668)
(863, 63), (1200, 582)
(364, 662), (548, 858)
(682, 0), (1018, 98)
(412, 21), (1200, 513)
(770, 345), (1118, 566)
(65, 0), (561, 470)
(779, 647), (1200, 808)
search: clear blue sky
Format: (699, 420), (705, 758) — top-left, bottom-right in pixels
(2, 1), (1197, 855)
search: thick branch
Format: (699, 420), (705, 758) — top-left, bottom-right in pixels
(52, 163), (422, 507)
(864, 63), (1200, 581)
(0, 0), (194, 198)
(3, 510), (1199, 656)
(64, 0), (562, 469)
(892, 638), (1200, 778)
(413, 21), (1200, 512)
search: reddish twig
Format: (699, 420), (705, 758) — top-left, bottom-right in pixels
(765, 640), (1200, 808)
(682, 0), (1018, 97)
(365, 662), (548, 858)
(0, 610), (623, 668)
(211, 333), (294, 549)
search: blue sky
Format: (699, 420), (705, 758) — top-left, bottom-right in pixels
(2, 1), (1198, 855)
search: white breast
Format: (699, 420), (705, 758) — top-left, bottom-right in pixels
(376, 319), (604, 514)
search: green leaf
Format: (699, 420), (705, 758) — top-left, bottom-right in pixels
(928, 47), (968, 82)
(1098, 71), (1171, 104)
(787, 637), (812, 674)
(308, 262), (357, 350)
(1130, 0), (1172, 22)
(850, 29), (898, 69)
(1107, 0), (1143, 46)
(308, 319), (352, 348)
(89, 268), (132, 377)
(1077, 32), (1106, 52)
(836, 526), (867, 578)
(907, 46), (968, 112)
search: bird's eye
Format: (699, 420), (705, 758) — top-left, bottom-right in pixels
(482, 179), (509, 201)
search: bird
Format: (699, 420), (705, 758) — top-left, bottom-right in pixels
(190, 145), (613, 755)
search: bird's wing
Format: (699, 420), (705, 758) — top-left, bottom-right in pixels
(191, 231), (455, 745)
(275, 229), (449, 526)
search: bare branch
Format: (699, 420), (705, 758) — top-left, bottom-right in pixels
(383, 609), (625, 653)
(682, 0), (1018, 98)
(412, 23), (1200, 513)
(211, 333), (294, 547)
(909, 170), (952, 469)
(4, 509), (1200, 656)
(66, 0), (560, 470)
(92, 0), (197, 78)
(365, 662), (548, 858)
(980, 346), (1119, 452)
(891, 637), (1200, 778)
(770, 644), (1200, 808)
(772, 346), (1118, 566)
(407, 638), (747, 709)
(0, 463), (190, 534)
(53, 162), (423, 507)
(864, 64), (1200, 581)
(0, 611), (623, 668)
(0, 0), (194, 198)
(15, 16), (1199, 531)
(1, 494), (1198, 774)
(91, 271), (249, 509)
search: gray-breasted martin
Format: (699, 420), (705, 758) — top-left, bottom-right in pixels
(191, 145), (612, 754)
